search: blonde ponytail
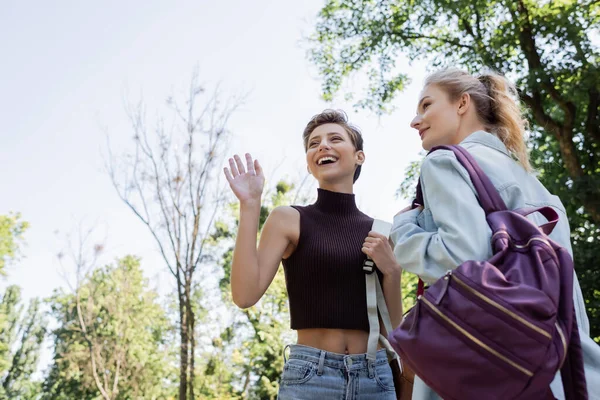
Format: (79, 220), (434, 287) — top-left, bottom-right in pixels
(479, 74), (531, 171)
(425, 69), (532, 171)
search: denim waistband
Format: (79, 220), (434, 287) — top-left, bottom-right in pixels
(285, 344), (390, 371)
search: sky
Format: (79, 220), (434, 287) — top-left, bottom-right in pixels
(0, 0), (427, 371)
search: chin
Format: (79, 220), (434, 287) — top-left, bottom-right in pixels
(422, 133), (448, 150)
(421, 140), (433, 151)
(318, 172), (352, 185)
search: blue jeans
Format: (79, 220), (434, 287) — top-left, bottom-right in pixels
(277, 344), (396, 400)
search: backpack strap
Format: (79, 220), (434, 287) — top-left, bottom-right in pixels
(413, 144), (509, 296)
(560, 312), (588, 399)
(556, 241), (588, 399)
(413, 182), (426, 298)
(364, 219), (399, 362)
(513, 207), (559, 235)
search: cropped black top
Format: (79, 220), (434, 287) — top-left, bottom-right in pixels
(282, 188), (382, 332)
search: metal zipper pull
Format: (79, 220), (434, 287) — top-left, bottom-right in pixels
(434, 270), (453, 305)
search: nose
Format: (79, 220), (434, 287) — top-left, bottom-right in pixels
(317, 140), (331, 152)
(410, 115), (422, 130)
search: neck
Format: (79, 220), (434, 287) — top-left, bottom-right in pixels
(314, 188), (359, 214)
(454, 121), (487, 145)
(318, 182), (354, 194)
(317, 176), (355, 194)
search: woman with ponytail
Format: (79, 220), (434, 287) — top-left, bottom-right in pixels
(390, 69), (600, 399)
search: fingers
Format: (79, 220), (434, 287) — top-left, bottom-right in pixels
(365, 231), (387, 241)
(245, 153), (255, 174)
(361, 245), (372, 257)
(363, 232), (391, 254)
(227, 153), (259, 178)
(234, 154), (246, 175)
(254, 159), (263, 177)
(223, 167), (233, 182)
(228, 157), (239, 177)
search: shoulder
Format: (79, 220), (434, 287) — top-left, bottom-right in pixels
(264, 206), (300, 241)
(421, 149), (469, 181)
(357, 210), (374, 223)
(419, 149), (479, 203)
(422, 144), (505, 182)
(269, 205), (300, 223)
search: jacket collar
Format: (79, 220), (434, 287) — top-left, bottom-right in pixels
(460, 130), (511, 157)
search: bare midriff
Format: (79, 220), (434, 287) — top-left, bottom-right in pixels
(296, 328), (381, 355)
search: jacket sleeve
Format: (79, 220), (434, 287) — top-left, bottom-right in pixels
(390, 151), (492, 283)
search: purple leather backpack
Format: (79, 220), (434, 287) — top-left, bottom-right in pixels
(389, 145), (587, 400)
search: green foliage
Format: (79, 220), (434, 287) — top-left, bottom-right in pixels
(396, 155), (424, 201)
(310, 0), (600, 341)
(0, 286), (46, 399)
(199, 181), (301, 399)
(400, 270), (419, 314)
(0, 213), (29, 276)
(0, 214), (45, 399)
(43, 256), (174, 399)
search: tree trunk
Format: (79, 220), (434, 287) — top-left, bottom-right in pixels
(178, 283), (188, 400)
(556, 128), (583, 180)
(555, 128), (600, 224)
(186, 279), (196, 399)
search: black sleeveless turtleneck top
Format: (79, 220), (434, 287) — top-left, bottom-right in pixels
(282, 188), (381, 332)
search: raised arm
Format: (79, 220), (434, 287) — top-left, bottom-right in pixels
(224, 154), (297, 308)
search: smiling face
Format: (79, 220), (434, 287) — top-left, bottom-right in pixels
(410, 84), (464, 151)
(306, 123), (364, 185)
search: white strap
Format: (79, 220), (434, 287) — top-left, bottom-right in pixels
(365, 219), (399, 363)
(376, 272), (393, 335)
(380, 334), (400, 364)
(365, 272), (380, 360)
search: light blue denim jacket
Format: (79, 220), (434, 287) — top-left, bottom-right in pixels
(391, 131), (600, 400)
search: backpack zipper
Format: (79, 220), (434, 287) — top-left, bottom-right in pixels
(421, 296), (533, 377)
(452, 275), (552, 340)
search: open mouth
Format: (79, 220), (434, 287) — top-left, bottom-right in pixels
(317, 156), (338, 166)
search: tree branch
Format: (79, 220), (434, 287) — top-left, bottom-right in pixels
(390, 31), (476, 50)
(587, 88), (600, 145)
(515, 0), (577, 130)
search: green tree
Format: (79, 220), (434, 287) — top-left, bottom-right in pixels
(43, 256), (173, 399)
(0, 286), (46, 399)
(0, 214), (46, 399)
(197, 181), (301, 399)
(0, 213), (29, 276)
(310, 0), (600, 339)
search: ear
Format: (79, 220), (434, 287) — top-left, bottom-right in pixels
(457, 92), (471, 116)
(307, 165), (312, 175)
(355, 150), (365, 166)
